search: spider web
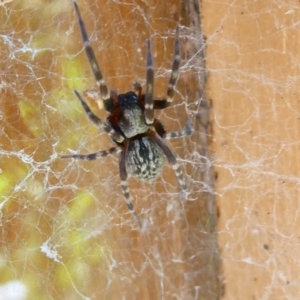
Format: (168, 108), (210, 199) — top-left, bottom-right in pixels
(0, 0), (299, 299)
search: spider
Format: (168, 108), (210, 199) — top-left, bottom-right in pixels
(62, 1), (193, 227)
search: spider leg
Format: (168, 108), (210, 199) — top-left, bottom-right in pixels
(165, 119), (193, 140)
(73, 1), (109, 101)
(119, 146), (143, 228)
(83, 89), (104, 110)
(153, 118), (167, 138)
(153, 118), (193, 140)
(153, 99), (171, 110)
(74, 90), (124, 143)
(133, 82), (142, 98)
(150, 132), (187, 193)
(61, 147), (120, 160)
(147, 27), (180, 111)
(166, 26), (180, 104)
(145, 39), (154, 125)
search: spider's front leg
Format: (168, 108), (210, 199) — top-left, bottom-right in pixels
(73, 1), (109, 101)
(145, 39), (154, 125)
(166, 26), (180, 104)
(74, 90), (124, 144)
(144, 27), (181, 113)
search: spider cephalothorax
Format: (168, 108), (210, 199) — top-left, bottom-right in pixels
(106, 91), (149, 138)
(62, 1), (193, 227)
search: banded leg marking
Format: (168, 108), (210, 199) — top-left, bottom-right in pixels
(167, 26), (180, 103)
(120, 180), (142, 228)
(119, 147), (142, 227)
(145, 39), (154, 125)
(61, 147), (120, 161)
(73, 1), (109, 100)
(172, 162), (187, 192)
(165, 119), (193, 140)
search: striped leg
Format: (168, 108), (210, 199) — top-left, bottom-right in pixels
(150, 132), (187, 193)
(165, 119), (193, 140)
(166, 26), (180, 104)
(145, 39), (154, 125)
(119, 148), (143, 227)
(74, 90), (124, 143)
(153, 118), (193, 140)
(61, 147), (120, 160)
(143, 27), (181, 112)
(73, 1), (109, 101)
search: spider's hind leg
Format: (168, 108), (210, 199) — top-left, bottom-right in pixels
(150, 132), (187, 195)
(119, 147), (143, 228)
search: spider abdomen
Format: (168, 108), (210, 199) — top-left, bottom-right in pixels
(126, 137), (164, 181)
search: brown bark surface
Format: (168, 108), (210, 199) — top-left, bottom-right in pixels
(204, 1), (300, 299)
